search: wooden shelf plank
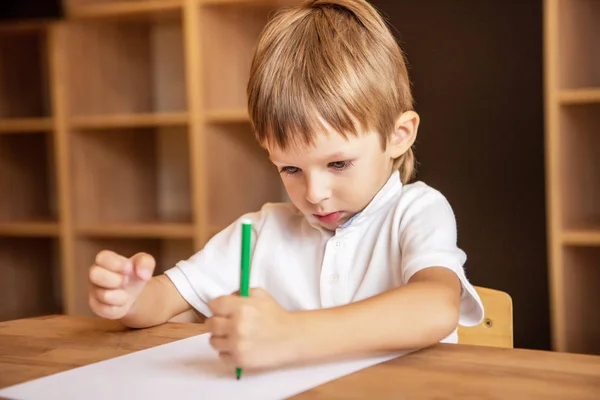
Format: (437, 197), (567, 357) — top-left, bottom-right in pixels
(0, 222), (59, 237)
(71, 112), (188, 130)
(0, 118), (54, 134)
(67, 0), (183, 20)
(559, 88), (600, 105)
(563, 229), (600, 246)
(205, 109), (249, 123)
(75, 223), (194, 239)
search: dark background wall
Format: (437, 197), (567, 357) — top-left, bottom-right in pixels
(0, 1), (63, 21)
(371, 0), (550, 350)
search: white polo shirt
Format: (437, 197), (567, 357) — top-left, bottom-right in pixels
(165, 171), (484, 343)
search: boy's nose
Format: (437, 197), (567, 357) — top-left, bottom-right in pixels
(305, 175), (331, 205)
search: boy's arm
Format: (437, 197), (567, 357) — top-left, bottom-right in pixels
(207, 266), (462, 369)
(118, 275), (192, 329)
(289, 266), (461, 362)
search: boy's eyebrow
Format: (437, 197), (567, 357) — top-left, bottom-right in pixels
(319, 152), (350, 161)
(269, 151), (352, 164)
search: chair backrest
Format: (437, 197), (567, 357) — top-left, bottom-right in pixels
(458, 286), (513, 348)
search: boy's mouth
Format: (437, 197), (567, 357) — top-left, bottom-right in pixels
(313, 211), (343, 224)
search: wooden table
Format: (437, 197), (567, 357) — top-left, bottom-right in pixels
(0, 315), (599, 399)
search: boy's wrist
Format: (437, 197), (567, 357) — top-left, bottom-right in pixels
(276, 310), (310, 367)
(286, 308), (345, 365)
(286, 311), (311, 365)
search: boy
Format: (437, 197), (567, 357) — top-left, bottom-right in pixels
(88, 0), (484, 371)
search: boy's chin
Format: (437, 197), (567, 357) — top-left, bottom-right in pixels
(317, 221), (339, 231)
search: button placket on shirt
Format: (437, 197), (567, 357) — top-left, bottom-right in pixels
(320, 233), (349, 308)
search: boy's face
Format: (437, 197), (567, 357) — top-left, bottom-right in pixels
(268, 124), (402, 231)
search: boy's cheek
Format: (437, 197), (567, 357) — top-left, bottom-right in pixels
(283, 185), (304, 203)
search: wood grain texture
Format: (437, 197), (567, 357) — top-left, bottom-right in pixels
(290, 344), (600, 400)
(0, 315), (206, 389)
(1, 315), (599, 399)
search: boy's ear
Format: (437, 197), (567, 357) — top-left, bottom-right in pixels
(387, 111), (419, 158)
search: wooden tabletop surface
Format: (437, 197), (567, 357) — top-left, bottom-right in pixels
(0, 315), (599, 399)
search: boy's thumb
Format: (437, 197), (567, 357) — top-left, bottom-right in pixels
(129, 252), (155, 281)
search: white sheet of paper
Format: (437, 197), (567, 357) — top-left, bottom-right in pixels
(0, 333), (405, 400)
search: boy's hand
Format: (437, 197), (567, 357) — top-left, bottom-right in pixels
(88, 250), (156, 320)
(206, 288), (299, 370)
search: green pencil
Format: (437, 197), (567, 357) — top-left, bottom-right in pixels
(237, 218), (252, 380)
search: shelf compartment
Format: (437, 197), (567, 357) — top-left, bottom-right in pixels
(206, 122), (284, 228)
(0, 132), (58, 223)
(73, 237), (194, 315)
(200, 2), (280, 112)
(561, 246), (600, 354)
(64, 0), (183, 20)
(71, 127), (192, 225)
(559, 103), (600, 230)
(64, 12), (186, 118)
(76, 222), (194, 238)
(0, 237), (62, 321)
(558, 0), (600, 90)
(0, 26), (51, 120)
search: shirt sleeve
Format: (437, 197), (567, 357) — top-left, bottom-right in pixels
(164, 211), (262, 318)
(398, 186), (484, 327)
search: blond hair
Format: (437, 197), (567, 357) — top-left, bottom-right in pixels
(247, 0), (416, 183)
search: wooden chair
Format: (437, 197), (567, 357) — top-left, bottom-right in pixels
(458, 286), (513, 348)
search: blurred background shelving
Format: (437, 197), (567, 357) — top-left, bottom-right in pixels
(0, 0), (287, 318)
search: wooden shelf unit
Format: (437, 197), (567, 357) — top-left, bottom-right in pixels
(544, 0), (600, 354)
(0, 0), (289, 318)
(0, 21), (63, 321)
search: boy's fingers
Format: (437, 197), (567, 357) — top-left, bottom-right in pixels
(89, 265), (126, 289)
(209, 295), (245, 317)
(206, 316), (231, 337)
(94, 250), (131, 274)
(217, 352), (234, 366)
(93, 288), (130, 307)
(209, 296), (229, 317)
(130, 252), (155, 281)
(209, 335), (230, 353)
(89, 296), (127, 320)
(249, 287), (268, 298)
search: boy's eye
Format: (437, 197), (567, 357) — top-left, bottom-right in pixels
(329, 161), (353, 170)
(280, 166), (300, 174)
